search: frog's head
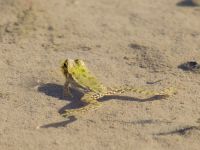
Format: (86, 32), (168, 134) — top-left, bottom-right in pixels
(61, 59), (85, 76)
(61, 58), (106, 93)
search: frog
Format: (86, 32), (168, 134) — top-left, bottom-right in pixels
(61, 59), (176, 118)
(61, 59), (107, 98)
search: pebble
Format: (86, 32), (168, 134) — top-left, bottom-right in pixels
(192, 0), (200, 6)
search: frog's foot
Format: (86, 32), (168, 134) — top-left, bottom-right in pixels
(158, 87), (177, 97)
(63, 88), (74, 99)
(61, 102), (102, 118)
(64, 92), (74, 98)
(136, 86), (177, 97)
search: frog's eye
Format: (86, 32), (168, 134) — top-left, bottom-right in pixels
(75, 59), (81, 64)
(75, 59), (85, 66)
(63, 61), (68, 68)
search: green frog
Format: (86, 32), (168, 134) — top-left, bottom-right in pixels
(61, 59), (176, 117)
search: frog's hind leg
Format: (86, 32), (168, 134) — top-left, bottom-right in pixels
(106, 86), (176, 97)
(62, 92), (102, 118)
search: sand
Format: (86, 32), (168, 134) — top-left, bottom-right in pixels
(0, 0), (200, 150)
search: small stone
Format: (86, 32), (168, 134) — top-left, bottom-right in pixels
(123, 56), (129, 60)
(48, 25), (54, 31)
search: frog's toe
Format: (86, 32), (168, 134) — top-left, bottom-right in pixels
(62, 109), (79, 117)
(62, 111), (73, 118)
(63, 92), (74, 99)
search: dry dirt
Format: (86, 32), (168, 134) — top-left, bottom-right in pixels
(0, 0), (200, 150)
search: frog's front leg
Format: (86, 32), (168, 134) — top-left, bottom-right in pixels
(63, 79), (73, 98)
(61, 92), (102, 117)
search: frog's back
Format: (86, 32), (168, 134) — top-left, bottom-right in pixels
(69, 60), (106, 93)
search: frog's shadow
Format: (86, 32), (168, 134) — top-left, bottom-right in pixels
(37, 83), (166, 128)
(38, 83), (84, 113)
(38, 83), (166, 114)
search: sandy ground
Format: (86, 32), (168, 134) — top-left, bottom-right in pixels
(0, 0), (200, 149)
